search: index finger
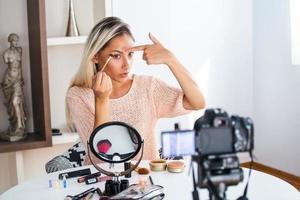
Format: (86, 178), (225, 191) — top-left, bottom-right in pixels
(129, 45), (148, 52)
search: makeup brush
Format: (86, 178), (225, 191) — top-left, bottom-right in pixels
(131, 164), (150, 175)
(99, 56), (112, 72)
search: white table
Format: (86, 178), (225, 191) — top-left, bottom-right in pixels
(1, 160), (299, 200)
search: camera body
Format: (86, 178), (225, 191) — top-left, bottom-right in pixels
(194, 108), (254, 156)
(161, 108), (254, 159)
(193, 108), (254, 191)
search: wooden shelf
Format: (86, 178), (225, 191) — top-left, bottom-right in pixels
(0, 133), (47, 153)
(0, 0), (52, 153)
(47, 36), (88, 46)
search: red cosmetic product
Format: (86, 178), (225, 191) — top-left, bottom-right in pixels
(97, 139), (112, 153)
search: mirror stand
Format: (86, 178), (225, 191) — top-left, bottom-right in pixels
(87, 141), (144, 196)
(87, 121), (145, 197)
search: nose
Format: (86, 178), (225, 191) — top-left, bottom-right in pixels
(122, 55), (131, 70)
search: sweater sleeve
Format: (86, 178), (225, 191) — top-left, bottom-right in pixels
(66, 89), (94, 151)
(151, 77), (191, 118)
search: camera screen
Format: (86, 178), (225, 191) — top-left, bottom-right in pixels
(161, 130), (195, 157)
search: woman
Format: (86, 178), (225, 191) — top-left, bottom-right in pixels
(66, 17), (205, 164)
(1, 33), (27, 141)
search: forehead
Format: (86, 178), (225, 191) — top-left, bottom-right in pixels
(105, 33), (134, 52)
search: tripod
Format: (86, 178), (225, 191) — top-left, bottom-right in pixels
(191, 155), (244, 200)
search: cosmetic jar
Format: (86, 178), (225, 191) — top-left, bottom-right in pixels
(167, 160), (185, 173)
(149, 159), (167, 171)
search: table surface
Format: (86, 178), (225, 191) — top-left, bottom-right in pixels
(1, 160), (299, 200)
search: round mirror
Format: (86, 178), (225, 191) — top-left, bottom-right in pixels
(87, 121), (144, 177)
(89, 121), (142, 163)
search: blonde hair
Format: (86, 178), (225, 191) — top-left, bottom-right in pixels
(66, 17), (134, 131)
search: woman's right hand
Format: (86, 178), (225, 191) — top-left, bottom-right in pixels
(92, 72), (112, 101)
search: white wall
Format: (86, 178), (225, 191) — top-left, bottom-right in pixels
(171, 0), (253, 117)
(0, 153), (17, 193)
(46, 0), (95, 130)
(253, 0), (300, 175)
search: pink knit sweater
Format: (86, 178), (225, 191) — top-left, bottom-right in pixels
(66, 75), (190, 164)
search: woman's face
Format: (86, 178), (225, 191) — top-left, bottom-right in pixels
(95, 33), (135, 83)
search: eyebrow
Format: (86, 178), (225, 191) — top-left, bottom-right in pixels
(111, 50), (124, 54)
(110, 49), (133, 54)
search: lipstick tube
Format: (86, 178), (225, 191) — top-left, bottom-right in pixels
(77, 172), (101, 183)
(85, 175), (112, 185)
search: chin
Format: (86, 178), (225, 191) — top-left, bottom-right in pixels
(113, 77), (129, 84)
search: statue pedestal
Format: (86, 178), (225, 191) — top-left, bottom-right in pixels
(0, 130), (27, 142)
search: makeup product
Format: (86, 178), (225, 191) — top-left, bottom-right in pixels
(138, 175), (148, 187)
(149, 159), (167, 171)
(77, 172), (101, 183)
(48, 180), (52, 188)
(167, 160), (185, 173)
(124, 161), (131, 178)
(104, 180), (113, 195)
(130, 164), (150, 175)
(54, 180), (60, 189)
(85, 175), (112, 185)
(58, 168), (91, 180)
(149, 176), (154, 185)
(120, 179), (129, 192)
(136, 167), (150, 175)
(63, 175), (67, 188)
(83, 192), (94, 200)
(66, 187), (96, 200)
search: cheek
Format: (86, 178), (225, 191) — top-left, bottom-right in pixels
(110, 60), (123, 69)
(106, 63), (120, 74)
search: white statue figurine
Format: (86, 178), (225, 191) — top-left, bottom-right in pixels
(0, 33), (27, 142)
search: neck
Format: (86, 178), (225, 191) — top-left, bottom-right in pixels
(111, 80), (125, 91)
(110, 78), (132, 99)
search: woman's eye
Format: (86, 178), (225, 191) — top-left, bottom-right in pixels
(128, 52), (134, 58)
(111, 54), (121, 59)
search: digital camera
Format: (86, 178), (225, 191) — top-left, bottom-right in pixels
(194, 108), (254, 156)
(161, 108), (254, 158)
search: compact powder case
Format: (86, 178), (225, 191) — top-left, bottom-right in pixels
(166, 161), (185, 173)
(149, 159), (167, 171)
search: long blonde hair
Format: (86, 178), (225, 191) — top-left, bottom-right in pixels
(66, 17), (134, 131)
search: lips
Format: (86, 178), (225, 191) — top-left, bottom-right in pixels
(120, 72), (129, 78)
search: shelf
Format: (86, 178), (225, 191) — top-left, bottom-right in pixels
(47, 36), (87, 46)
(0, 0), (52, 153)
(52, 132), (80, 145)
(0, 133), (47, 153)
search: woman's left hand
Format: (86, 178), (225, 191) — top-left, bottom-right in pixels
(129, 33), (175, 66)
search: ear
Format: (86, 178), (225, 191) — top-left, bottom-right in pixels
(91, 56), (98, 64)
